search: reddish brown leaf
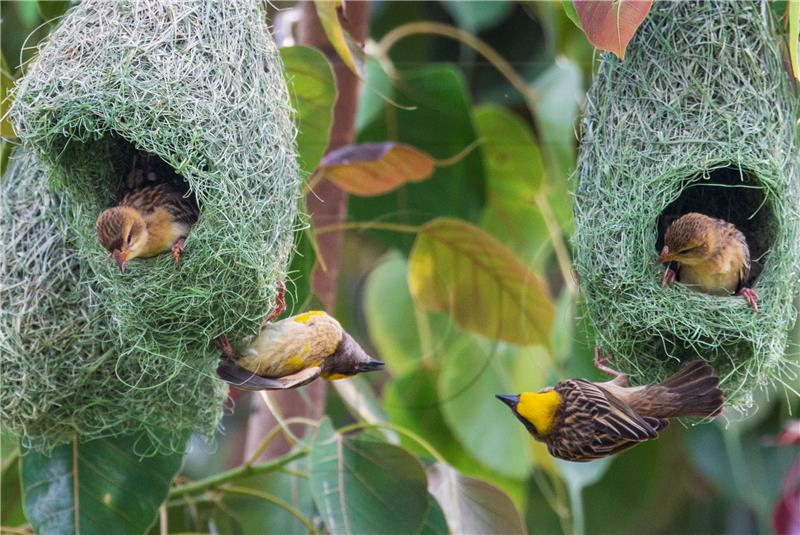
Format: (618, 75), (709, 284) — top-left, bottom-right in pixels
(317, 142), (436, 196)
(573, 0), (653, 59)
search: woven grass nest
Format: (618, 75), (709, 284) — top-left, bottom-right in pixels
(2, 0), (300, 451)
(574, 0), (800, 411)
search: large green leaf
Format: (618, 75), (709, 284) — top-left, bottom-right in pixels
(474, 104), (551, 267)
(1, 54), (17, 140)
(421, 494), (449, 535)
(408, 218), (554, 347)
(2, 447), (25, 527)
(350, 66), (486, 250)
(286, 224), (318, 315)
(280, 45), (336, 180)
(363, 252), (450, 375)
(21, 434), (185, 535)
(427, 463), (526, 534)
(309, 418), (429, 534)
(213, 457), (314, 535)
(437, 334), (548, 479)
(440, 1), (514, 32)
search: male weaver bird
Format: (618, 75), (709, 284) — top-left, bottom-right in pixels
(215, 283), (384, 390)
(496, 349), (723, 462)
(657, 212), (758, 312)
(96, 181), (198, 272)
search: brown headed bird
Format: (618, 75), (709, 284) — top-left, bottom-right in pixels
(214, 282), (384, 390)
(96, 182), (198, 272)
(657, 212), (758, 312)
(496, 349), (723, 462)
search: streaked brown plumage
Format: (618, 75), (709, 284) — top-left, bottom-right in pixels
(497, 351), (723, 462)
(657, 212), (758, 311)
(96, 182), (198, 271)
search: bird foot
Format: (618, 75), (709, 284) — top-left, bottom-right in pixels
(214, 336), (236, 359)
(171, 238), (185, 267)
(661, 267), (677, 288)
(594, 347), (628, 384)
(736, 287), (759, 313)
(261, 280), (287, 327)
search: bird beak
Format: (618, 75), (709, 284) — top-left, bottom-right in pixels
(495, 394), (519, 409)
(359, 357), (385, 373)
(112, 249), (129, 272)
(656, 245), (673, 265)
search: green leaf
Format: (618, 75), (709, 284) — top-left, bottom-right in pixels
(408, 218), (554, 347)
(313, 0), (362, 77)
(440, 1), (514, 32)
(427, 463), (526, 534)
(355, 59), (394, 133)
(437, 335), (547, 478)
(2, 449), (25, 527)
(350, 66), (486, 250)
(2, 54), (17, 140)
(317, 142), (436, 196)
(309, 418), (430, 534)
(562, 0), (584, 29)
(37, 1), (70, 23)
(474, 104), (551, 267)
(384, 362), (528, 507)
(214, 459), (314, 535)
(280, 45), (336, 180)
(790, 0), (799, 81)
(532, 59), (583, 184)
(573, 0), (653, 59)
(421, 494), (450, 535)
(287, 224), (318, 314)
(21, 434), (185, 535)
(364, 253), (449, 375)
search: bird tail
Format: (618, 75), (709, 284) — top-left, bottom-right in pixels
(653, 361), (724, 418)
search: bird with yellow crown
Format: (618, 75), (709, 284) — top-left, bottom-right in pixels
(497, 349), (723, 462)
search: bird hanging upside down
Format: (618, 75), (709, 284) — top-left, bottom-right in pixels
(496, 349), (723, 462)
(96, 182), (198, 272)
(215, 283), (384, 390)
(657, 212), (758, 312)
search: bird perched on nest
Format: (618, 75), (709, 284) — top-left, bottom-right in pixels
(657, 212), (758, 312)
(96, 161), (198, 272)
(496, 349), (723, 462)
(215, 283), (384, 390)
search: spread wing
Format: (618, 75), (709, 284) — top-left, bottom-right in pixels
(552, 380), (667, 461)
(216, 360), (321, 391)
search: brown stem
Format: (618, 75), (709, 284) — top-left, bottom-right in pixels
(242, 1), (370, 463)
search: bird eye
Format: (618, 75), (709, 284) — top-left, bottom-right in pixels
(126, 234), (133, 246)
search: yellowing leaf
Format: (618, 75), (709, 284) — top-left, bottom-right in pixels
(317, 142), (435, 196)
(790, 0), (799, 81)
(574, 0), (653, 59)
(314, 0), (362, 77)
(408, 218), (554, 347)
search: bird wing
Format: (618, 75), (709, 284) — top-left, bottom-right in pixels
(552, 380), (662, 460)
(216, 360), (321, 391)
(734, 229), (751, 288)
(121, 184), (198, 225)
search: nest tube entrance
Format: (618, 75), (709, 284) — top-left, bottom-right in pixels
(573, 0), (800, 411)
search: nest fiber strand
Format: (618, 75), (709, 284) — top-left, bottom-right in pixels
(3, 0), (300, 449)
(574, 1), (799, 410)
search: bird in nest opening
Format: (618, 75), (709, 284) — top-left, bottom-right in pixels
(215, 282), (384, 390)
(96, 152), (198, 272)
(657, 212), (759, 312)
(497, 349), (723, 462)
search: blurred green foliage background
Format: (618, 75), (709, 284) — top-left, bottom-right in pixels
(1, 1), (798, 534)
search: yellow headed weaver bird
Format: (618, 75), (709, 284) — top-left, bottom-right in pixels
(215, 283), (384, 390)
(96, 152), (198, 272)
(657, 212), (758, 312)
(496, 349), (723, 462)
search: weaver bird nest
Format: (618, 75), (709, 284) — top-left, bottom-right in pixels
(574, 0), (800, 411)
(2, 0), (300, 451)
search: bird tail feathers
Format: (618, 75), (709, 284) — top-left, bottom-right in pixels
(656, 361), (724, 418)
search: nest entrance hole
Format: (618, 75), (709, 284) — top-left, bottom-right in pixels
(656, 165), (774, 284)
